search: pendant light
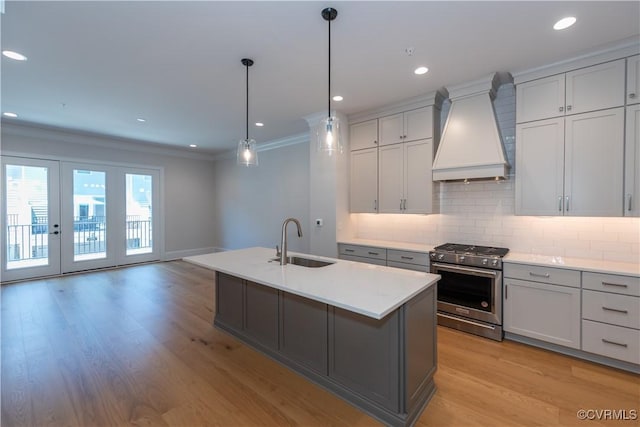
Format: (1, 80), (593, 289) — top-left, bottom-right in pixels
(237, 58), (258, 167)
(317, 7), (342, 155)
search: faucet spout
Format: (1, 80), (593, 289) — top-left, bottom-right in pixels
(280, 218), (303, 265)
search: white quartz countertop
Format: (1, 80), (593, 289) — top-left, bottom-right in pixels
(505, 252), (640, 277)
(338, 238), (436, 253)
(184, 247), (439, 320)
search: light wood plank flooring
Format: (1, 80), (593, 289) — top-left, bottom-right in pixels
(2, 261), (638, 426)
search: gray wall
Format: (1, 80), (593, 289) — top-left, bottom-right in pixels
(211, 141), (310, 253)
(1, 123), (217, 259)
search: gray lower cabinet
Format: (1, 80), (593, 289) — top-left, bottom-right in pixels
(215, 272), (244, 332)
(244, 281), (279, 350)
(279, 292), (328, 375)
(329, 307), (400, 412)
(214, 271), (437, 427)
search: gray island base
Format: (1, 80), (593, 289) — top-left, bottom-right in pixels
(184, 248), (439, 426)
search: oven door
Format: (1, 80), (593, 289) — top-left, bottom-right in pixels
(431, 262), (502, 325)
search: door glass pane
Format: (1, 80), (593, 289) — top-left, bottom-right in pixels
(73, 169), (106, 261)
(5, 164), (50, 269)
(125, 173), (152, 255)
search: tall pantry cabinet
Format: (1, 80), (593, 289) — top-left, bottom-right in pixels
(515, 58), (632, 216)
(348, 94), (443, 215)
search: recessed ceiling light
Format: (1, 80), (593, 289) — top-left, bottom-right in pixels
(2, 50), (27, 61)
(189, 144), (197, 148)
(255, 122), (264, 127)
(414, 66), (429, 75)
(553, 16), (576, 30)
(332, 95), (344, 102)
(3, 112), (18, 118)
(136, 118), (146, 122)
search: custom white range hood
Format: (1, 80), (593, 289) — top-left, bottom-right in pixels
(432, 73), (512, 181)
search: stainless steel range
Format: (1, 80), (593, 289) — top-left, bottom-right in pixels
(429, 243), (509, 341)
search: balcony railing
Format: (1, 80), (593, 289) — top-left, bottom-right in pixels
(5, 216), (152, 266)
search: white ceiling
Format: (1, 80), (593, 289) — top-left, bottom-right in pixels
(2, 1), (639, 155)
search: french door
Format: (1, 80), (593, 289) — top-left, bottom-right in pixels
(2, 156), (160, 281)
(1, 157), (61, 281)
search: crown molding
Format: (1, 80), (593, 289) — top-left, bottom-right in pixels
(1, 120), (219, 161)
(347, 89), (448, 125)
(212, 132), (309, 162)
(513, 37), (640, 84)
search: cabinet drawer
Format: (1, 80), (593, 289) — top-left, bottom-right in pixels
(387, 249), (428, 267)
(582, 319), (640, 365)
(339, 254), (387, 266)
(503, 263), (580, 287)
(387, 261), (428, 272)
(338, 244), (386, 261)
(583, 290), (640, 329)
(582, 272), (640, 297)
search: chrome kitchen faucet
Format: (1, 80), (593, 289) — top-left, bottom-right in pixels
(278, 218), (303, 265)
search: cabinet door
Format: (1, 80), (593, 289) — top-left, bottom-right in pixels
(215, 272), (244, 332)
(404, 139), (433, 214)
(564, 108), (624, 216)
(627, 55), (640, 105)
(504, 278), (581, 349)
(280, 292), (328, 375)
(378, 143), (404, 213)
(515, 118), (565, 215)
(565, 59), (625, 115)
(328, 307), (400, 412)
(516, 74), (565, 123)
(404, 107), (433, 142)
(350, 148), (378, 213)
(378, 113), (404, 146)
(350, 119), (378, 151)
(625, 104), (640, 217)
(244, 281), (279, 350)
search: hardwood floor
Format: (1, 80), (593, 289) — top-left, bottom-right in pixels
(2, 261), (638, 426)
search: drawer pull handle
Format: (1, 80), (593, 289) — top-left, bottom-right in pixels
(344, 249), (355, 253)
(602, 306), (628, 314)
(368, 251), (379, 256)
(601, 339), (628, 348)
(529, 272), (550, 278)
(602, 282), (628, 288)
(400, 256), (414, 260)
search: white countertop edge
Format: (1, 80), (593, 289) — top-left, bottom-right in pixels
(504, 252), (640, 277)
(338, 238), (436, 253)
(184, 247), (439, 320)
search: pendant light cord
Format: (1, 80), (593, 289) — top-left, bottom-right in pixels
(327, 16), (331, 119)
(245, 61), (249, 141)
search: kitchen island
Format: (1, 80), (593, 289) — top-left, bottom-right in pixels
(184, 247), (440, 427)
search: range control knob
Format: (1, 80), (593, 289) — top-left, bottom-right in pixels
(438, 254), (445, 260)
(482, 258), (488, 265)
(491, 259), (499, 267)
(430, 252), (436, 258)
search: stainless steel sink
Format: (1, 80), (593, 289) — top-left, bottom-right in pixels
(269, 256), (334, 268)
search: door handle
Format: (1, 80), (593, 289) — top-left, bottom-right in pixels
(49, 231), (59, 235)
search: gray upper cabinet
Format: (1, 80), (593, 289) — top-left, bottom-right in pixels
(627, 55), (640, 105)
(350, 148), (378, 213)
(516, 108), (625, 216)
(625, 104), (640, 217)
(378, 106), (433, 146)
(350, 119), (379, 151)
(516, 59), (626, 123)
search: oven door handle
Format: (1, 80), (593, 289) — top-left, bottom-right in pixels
(431, 262), (498, 277)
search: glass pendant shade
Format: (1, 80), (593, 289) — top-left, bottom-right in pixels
(316, 115), (342, 155)
(237, 138), (258, 167)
